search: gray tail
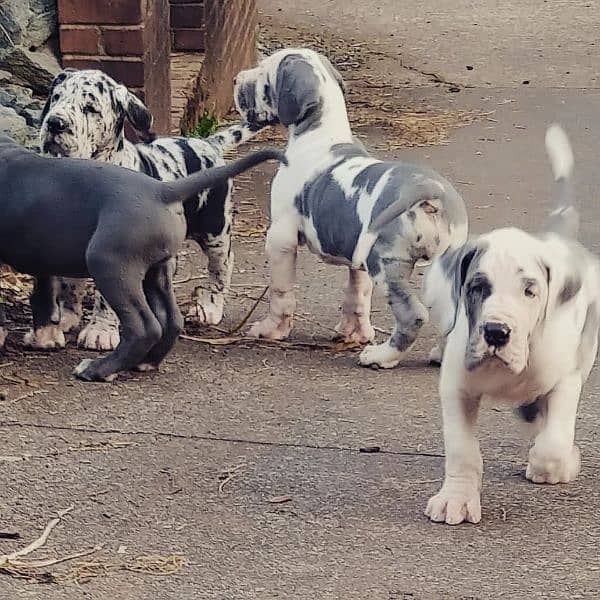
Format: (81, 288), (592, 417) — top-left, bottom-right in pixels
(206, 121), (267, 155)
(368, 179), (446, 232)
(545, 124), (578, 238)
(161, 148), (287, 203)
(351, 178), (445, 268)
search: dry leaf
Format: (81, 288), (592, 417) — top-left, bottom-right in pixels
(268, 495), (293, 504)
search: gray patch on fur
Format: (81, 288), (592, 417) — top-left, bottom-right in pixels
(558, 274), (582, 305)
(275, 53), (323, 134)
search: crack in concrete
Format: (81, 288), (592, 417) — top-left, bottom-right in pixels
(0, 419), (447, 459)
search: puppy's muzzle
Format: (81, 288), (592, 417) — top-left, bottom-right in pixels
(483, 321), (511, 348)
(46, 115), (69, 135)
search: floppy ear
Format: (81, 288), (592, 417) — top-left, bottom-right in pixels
(40, 68), (76, 123)
(318, 54), (346, 94)
(275, 55), (321, 128)
(117, 86), (155, 142)
(542, 253), (581, 321)
(423, 241), (479, 336)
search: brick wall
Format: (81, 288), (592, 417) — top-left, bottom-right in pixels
(171, 0), (205, 52)
(57, 0), (172, 134)
(180, 0), (257, 132)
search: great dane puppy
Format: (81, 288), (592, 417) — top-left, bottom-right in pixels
(39, 68), (267, 351)
(234, 48), (468, 368)
(0, 135), (284, 381)
(423, 125), (600, 524)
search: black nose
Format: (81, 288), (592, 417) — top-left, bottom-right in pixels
(46, 115), (68, 135)
(483, 322), (511, 347)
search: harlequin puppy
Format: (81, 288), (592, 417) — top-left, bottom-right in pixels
(39, 68), (268, 351)
(0, 135), (284, 381)
(424, 125), (600, 524)
(234, 48), (468, 368)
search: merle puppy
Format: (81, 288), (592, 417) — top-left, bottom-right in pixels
(234, 48), (468, 369)
(39, 68), (267, 351)
(0, 135), (284, 381)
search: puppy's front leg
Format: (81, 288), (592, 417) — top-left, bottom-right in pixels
(426, 359), (483, 524)
(23, 276), (66, 349)
(58, 278), (85, 333)
(77, 292), (120, 351)
(334, 268), (375, 344)
(248, 219), (298, 340)
(526, 373), (582, 484)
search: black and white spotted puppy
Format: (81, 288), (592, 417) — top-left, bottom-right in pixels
(423, 125), (600, 525)
(39, 68), (265, 351)
(234, 48), (468, 368)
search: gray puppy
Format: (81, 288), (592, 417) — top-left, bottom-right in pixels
(0, 136), (284, 381)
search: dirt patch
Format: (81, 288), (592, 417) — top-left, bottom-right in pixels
(258, 23), (485, 148)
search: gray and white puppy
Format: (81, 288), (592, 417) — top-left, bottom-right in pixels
(234, 48), (468, 368)
(39, 68), (266, 351)
(0, 136), (284, 381)
(423, 125), (600, 525)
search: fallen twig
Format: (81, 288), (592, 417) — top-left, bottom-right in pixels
(227, 286), (268, 335)
(218, 463), (246, 494)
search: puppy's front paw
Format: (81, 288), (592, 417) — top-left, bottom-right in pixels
(334, 316), (375, 344)
(526, 443), (581, 484)
(359, 342), (402, 369)
(425, 483), (482, 525)
(428, 344), (443, 366)
(186, 293), (225, 326)
(23, 326), (66, 350)
(73, 359), (117, 382)
(59, 308), (82, 333)
(78, 321), (120, 351)
(248, 316), (292, 340)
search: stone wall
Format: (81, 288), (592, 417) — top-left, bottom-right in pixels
(0, 0), (57, 50)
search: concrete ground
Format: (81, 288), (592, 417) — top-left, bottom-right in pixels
(2, 2), (600, 598)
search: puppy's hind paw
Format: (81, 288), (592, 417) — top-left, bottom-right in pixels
(359, 342), (403, 369)
(186, 295), (225, 326)
(73, 359), (117, 382)
(526, 443), (581, 484)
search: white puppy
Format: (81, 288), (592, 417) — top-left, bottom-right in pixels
(234, 48), (467, 368)
(423, 125), (600, 524)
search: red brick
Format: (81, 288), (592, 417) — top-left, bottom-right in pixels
(171, 4), (204, 28)
(172, 28), (205, 51)
(170, 0), (203, 4)
(58, 0), (143, 25)
(102, 27), (145, 56)
(59, 26), (101, 55)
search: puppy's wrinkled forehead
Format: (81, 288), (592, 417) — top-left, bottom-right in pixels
(51, 70), (119, 110)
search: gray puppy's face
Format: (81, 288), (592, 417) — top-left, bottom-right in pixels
(462, 232), (548, 374)
(39, 69), (153, 159)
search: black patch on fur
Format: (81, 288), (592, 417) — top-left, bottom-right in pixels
(465, 274), (492, 333)
(558, 275), (582, 305)
(517, 400), (541, 422)
(352, 162), (392, 195)
(188, 179), (230, 238)
(96, 81), (105, 94)
(232, 129), (242, 143)
(176, 139), (203, 175)
(137, 151), (160, 180)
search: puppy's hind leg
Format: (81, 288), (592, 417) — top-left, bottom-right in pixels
(74, 258), (162, 382)
(23, 276), (66, 350)
(57, 278), (85, 333)
(248, 218), (298, 340)
(359, 253), (428, 369)
(135, 258), (183, 372)
(334, 268), (375, 344)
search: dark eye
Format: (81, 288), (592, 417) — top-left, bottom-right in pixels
(52, 94), (60, 102)
(524, 286), (536, 298)
(84, 105), (99, 115)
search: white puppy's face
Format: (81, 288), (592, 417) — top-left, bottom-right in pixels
(234, 48), (345, 133)
(463, 244), (547, 374)
(40, 69), (153, 159)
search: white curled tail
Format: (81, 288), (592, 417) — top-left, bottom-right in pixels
(545, 124), (578, 238)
